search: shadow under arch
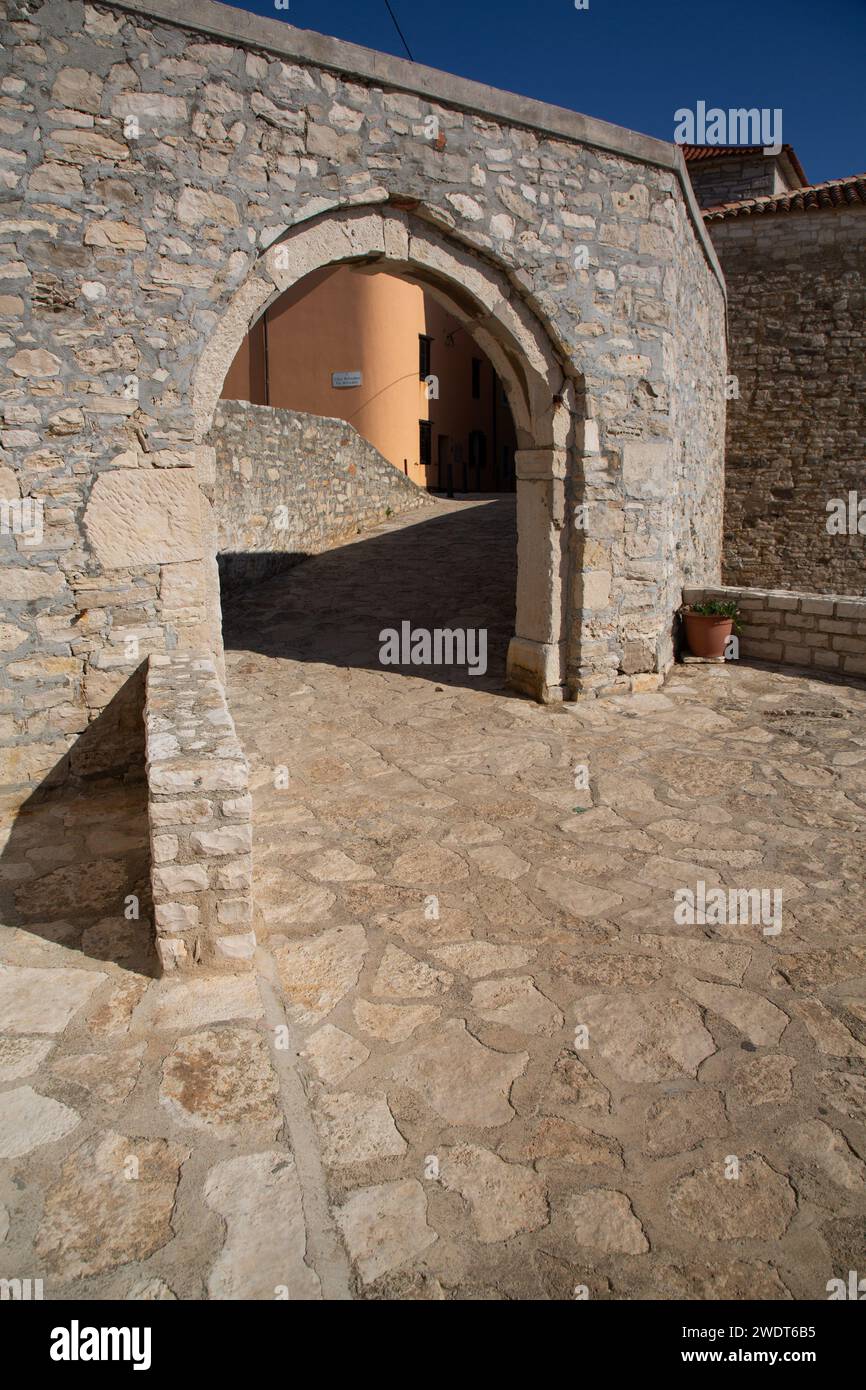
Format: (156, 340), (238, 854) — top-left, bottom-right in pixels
(221, 495), (519, 694)
(0, 669), (159, 977)
(192, 200), (587, 704)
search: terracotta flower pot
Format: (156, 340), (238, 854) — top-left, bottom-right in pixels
(683, 611), (733, 659)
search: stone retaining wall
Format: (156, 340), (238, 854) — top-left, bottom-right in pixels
(145, 651), (255, 972)
(209, 401), (434, 591)
(683, 584), (866, 678)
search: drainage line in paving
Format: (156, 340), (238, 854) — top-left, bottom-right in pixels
(255, 947), (354, 1301)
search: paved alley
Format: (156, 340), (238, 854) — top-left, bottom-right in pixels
(2, 498), (865, 1300)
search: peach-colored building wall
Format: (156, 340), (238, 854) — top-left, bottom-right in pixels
(423, 294), (516, 491)
(220, 267), (516, 490)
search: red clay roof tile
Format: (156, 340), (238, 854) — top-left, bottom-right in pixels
(702, 171), (866, 221)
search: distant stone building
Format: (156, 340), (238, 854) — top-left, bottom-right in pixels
(685, 146), (866, 596)
(684, 143), (808, 208)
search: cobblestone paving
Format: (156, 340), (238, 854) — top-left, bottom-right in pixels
(2, 498), (866, 1300)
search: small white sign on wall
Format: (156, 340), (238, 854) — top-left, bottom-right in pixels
(332, 370), (363, 388)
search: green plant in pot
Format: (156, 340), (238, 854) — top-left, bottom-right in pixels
(681, 600), (741, 660)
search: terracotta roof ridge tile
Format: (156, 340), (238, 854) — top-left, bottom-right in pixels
(702, 171), (866, 220)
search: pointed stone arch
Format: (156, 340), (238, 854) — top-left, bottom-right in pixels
(193, 204), (584, 701)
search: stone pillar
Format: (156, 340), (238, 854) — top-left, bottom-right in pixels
(567, 428), (674, 698)
(568, 419), (622, 697)
(145, 653), (255, 973)
(620, 438), (674, 681)
(506, 448), (566, 701)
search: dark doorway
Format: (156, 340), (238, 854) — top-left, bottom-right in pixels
(469, 429), (487, 491)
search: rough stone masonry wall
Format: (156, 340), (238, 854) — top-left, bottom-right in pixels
(145, 651), (254, 972)
(687, 155), (781, 209)
(711, 205), (866, 596)
(209, 400), (434, 591)
(569, 166), (727, 692)
(683, 584), (866, 679)
(0, 0), (724, 813)
(667, 185), (727, 669)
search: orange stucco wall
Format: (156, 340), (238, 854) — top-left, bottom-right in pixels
(220, 267), (516, 490)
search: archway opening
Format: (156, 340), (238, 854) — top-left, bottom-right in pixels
(211, 259), (522, 692)
(221, 264), (519, 496)
(192, 205), (582, 704)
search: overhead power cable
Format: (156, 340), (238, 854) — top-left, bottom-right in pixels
(383, 0), (414, 62)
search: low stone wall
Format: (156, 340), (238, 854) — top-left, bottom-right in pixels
(145, 652), (255, 973)
(209, 401), (434, 591)
(683, 584), (866, 678)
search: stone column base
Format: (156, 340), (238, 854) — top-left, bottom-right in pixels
(506, 637), (565, 702)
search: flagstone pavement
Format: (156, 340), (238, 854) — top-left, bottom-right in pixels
(1, 497), (866, 1300)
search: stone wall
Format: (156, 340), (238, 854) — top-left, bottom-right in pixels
(683, 584), (866, 679)
(209, 400), (433, 591)
(686, 154), (782, 209)
(710, 205), (866, 596)
(567, 175), (727, 694)
(667, 184), (728, 667)
(0, 0), (725, 812)
(145, 651), (254, 972)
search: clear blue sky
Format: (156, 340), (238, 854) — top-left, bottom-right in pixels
(222, 0), (865, 184)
